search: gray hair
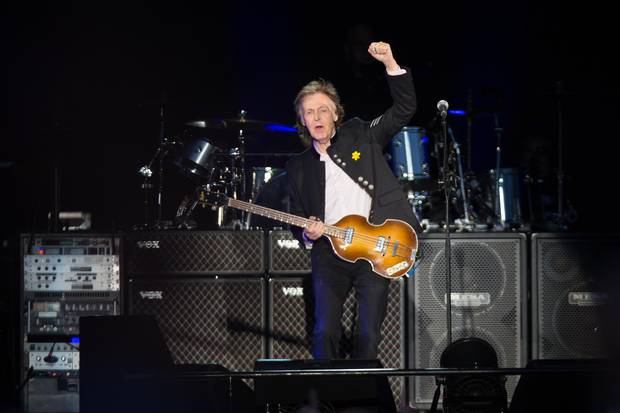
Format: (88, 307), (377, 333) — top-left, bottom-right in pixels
(293, 79), (345, 147)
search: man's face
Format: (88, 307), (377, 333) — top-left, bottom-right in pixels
(300, 92), (338, 143)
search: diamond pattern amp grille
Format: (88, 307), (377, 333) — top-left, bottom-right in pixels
(268, 277), (405, 406)
(124, 231), (264, 275)
(128, 278), (265, 373)
(268, 230), (311, 274)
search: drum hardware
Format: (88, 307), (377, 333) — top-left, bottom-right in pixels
(182, 112), (297, 229)
(548, 80), (576, 229)
(448, 127), (473, 228)
(135, 136), (180, 230)
(174, 196), (199, 230)
(46, 211), (92, 231)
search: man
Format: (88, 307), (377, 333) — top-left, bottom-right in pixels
(286, 41), (422, 360)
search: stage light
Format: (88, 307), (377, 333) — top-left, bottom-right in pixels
(430, 337), (508, 413)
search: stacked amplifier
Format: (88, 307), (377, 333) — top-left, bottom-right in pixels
(19, 230), (618, 412)
(124, 230), (267, 375)
(20, 234), (120, 412)
(266, 230), (406, 408)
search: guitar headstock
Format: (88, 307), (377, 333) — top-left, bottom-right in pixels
(197, 187), (229, 208)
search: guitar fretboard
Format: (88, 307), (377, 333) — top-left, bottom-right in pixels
(228, 198), (344, 238)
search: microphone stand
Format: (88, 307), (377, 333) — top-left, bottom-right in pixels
(440, 109), (453, 346)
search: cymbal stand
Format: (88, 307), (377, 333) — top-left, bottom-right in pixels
(137, 139), (176, 229)
(466, 88), (473, 171)
(136, 98), (171, 230)
(493, 113), (505, 230)
(137, 164), (153, 229)
(155, 101), (166, 228)
(239, 111), (248, 205)
(230, 109), (248, 229)
(448, 128), (472, 227)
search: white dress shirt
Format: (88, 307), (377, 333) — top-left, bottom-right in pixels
(319, 149), (372, 225)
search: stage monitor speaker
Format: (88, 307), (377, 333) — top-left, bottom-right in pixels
(255, 358), (396, 412)
(80, 315), (254, 413)
(408, 233), (527, 410)
(531, 233), (620, 360)
(123, 230), (264, 275)
(127, 277), (265, 374)
(508, 359), (611, 413)
(268, 277), (405, 407)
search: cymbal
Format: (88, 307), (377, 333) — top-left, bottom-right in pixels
(186, 118), (297, 134)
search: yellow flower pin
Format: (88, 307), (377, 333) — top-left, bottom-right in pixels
(351, 151), (361, 161)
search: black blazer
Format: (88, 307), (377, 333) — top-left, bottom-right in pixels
(286, 69), (422, 248)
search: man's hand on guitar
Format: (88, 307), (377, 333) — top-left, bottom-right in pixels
(304, 216), (325, 241)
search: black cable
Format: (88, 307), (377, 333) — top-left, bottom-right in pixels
(16, 366), (34, 397)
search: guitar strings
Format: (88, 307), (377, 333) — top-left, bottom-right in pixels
(229, 200), (416, 257)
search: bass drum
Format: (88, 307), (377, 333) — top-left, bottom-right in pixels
(247, 169), (290, 229)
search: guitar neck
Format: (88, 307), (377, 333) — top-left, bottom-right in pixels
(227, 198), (342, 237)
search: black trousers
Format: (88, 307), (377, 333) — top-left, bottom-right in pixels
(310, 239), (390, 360)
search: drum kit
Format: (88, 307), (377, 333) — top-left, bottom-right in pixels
(136, 106), (561, 232)
(137, 110), (300, 230)
(387, 125), (541, 232)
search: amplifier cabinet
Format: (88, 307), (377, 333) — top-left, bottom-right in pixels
(268, 277), (405, 406)
(123, 230), (264, 275)
(531, 233), (620, 359)
(127, 277), (265, 372)
(408, 233), (527, 410)
(268, 230), (311, 275)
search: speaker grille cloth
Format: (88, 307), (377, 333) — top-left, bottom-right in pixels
(535, 237), (619, 359)
(269, 277), (404, 406)
(125, 231), (264, 275)
(128, 278), (265, 373)
(268, 230), (312, 274)
(410, 236), (525, 408)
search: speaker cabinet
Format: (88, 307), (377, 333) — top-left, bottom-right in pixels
(267, 230), (311, 275)
(127, 277), (265, 372)
(408, 233), (527, 410)
(268, 277), (405, 406)
(123, 230), (264, 275)
(531, 233), (620, 360)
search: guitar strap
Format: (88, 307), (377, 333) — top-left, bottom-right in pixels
(369, 133), (379, 224)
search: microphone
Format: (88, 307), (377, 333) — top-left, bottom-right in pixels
(437, 100), (449, 119)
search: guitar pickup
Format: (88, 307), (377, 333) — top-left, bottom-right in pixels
(374, 236), (386, 252)
(344, 227), (354, 245)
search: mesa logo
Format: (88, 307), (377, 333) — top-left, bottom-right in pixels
(136, 240), (160, 249)
(282, 287), (304, 297)
(277, 239), (300, 249)
(139, 290), (163, 300)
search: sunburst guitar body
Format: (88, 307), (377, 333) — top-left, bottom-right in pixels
(201, 191), (418, 279)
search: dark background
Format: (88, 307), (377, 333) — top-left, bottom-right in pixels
(2, 0), (619, 403)
(3, 0), (619, 235)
